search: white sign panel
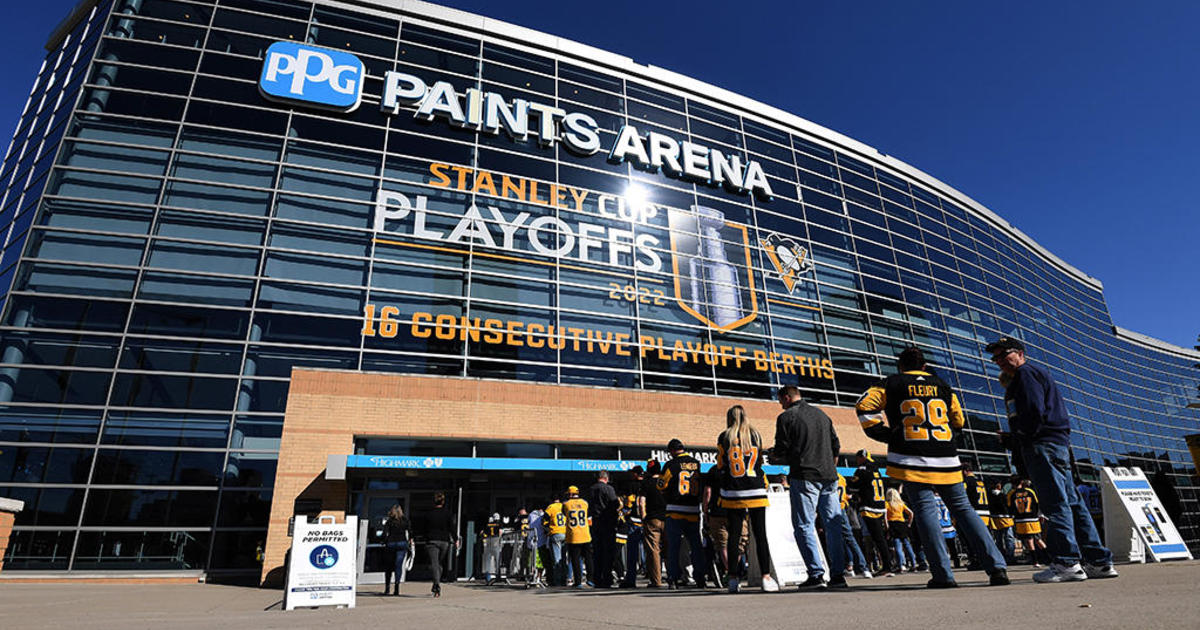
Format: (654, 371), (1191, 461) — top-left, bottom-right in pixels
(746, 485), (825, 586)
(286, 515), (359, 610)
(1100, 467), (1192, 562)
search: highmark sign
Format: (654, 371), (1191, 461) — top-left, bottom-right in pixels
(258, 42), (774, 199)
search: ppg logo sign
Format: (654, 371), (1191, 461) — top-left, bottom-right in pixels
(259, 42), (364, 111)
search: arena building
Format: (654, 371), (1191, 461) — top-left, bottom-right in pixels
(0, 0), (1196, 583)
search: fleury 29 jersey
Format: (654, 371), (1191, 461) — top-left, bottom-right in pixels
(856, 370), (966, 485)
(658, 454), (703, 521)
(715, 432), (769, 509)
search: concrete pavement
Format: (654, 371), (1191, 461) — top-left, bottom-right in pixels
(1, 561), (1197, 629)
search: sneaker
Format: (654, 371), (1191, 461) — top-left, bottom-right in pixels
(1033, 563), (1087, 583)
(916, 564), (929, 572)
(858, 569), (874, 579)
(797, 576), (827, 590)
(988, 569), (1011, 586)
(827, 577), (849, 589)
(1083, 563), (1119, 579)
(761, 576), (780, 592)
(926, 578), (959, 589)
(727, 578), (741, 594)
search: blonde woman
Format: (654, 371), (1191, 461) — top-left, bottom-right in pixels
(716, 405), (778, 593)
(885, 488), (916, 572)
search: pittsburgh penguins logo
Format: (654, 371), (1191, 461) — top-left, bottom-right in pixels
(759, 232), (813, 294)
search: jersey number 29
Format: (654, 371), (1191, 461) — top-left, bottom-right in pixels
(899, 398), (952, 442)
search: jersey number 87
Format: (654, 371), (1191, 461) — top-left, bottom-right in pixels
(727, 445), (759, 477)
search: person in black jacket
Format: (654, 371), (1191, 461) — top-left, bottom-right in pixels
(588, 470), (620, 588)
(771, 385), (846, 589)
(384, 504), (412, 595)
(423, 492), (458, 597)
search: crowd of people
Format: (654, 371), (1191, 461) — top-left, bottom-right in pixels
(381, 337), (1119, 595)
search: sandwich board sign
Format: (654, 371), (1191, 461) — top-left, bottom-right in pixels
(1100, 467), (1192, 562)
(286, 515), (359, 610)
(747, 485), (825, 586)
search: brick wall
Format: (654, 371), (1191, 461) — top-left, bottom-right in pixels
(260, 369), (873, 586)
(0, 511), (14, 572)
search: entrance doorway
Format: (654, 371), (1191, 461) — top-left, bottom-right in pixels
(355, 491), (407, 585)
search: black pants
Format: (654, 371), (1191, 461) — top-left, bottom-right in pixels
(726, 507), (770, 579)
(861, 514), (894, 572)
(425, 540), (450, 589)
(567, 542), (592, 586)
(592, 525), (616, 587)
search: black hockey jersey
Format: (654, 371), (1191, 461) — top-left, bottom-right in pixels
(658, 453), (703, 521)
(856, 370), (966, 484)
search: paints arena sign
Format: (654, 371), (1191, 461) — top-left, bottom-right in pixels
(260, 42), (774, 198)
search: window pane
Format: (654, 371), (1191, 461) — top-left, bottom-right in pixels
(138, 272), (256, 307)
(1, 530), (75, 570)
(147, 240), (260, 275)
(127, 303), (250, 339)
(224, 451), (277, 488)
(91, 448), (224, 486)
(48, 169), (161, 204)
(17, 262), (138, 298)
(120, 338), (243, 374)
(30, 231), (145, 266)
(109, 373), (238, 410)
(73, 530), (211, 570)
(0, 445), (94, 483)
(83, 489), (218, 526)
(101, 411), (230, 448)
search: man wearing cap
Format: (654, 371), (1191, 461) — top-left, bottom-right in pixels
(658, 439), (707, 588)
(987, 337), (1117, 583)
(849, 449), (893, 575)
(856, 347), (1009, 588)
(773, 385), (847, 589)
(563, 485), (592, 588)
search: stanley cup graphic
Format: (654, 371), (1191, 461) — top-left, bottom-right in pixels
(686, 205), (744, 327)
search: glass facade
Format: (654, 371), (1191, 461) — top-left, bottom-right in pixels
(0, 0), (1196, 575)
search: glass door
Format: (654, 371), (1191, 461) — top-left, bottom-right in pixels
(356, 492), (408, 585)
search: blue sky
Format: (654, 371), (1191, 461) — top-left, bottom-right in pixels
(4, 1), (1197, 349)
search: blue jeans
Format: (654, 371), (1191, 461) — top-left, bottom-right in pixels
(623, 525), (643, 584)
(840, 509), (868, 572)
(1020, 442), (1112, 567)
(903, 481), (1006, 583)
(386, 541), (408, 586)
(788, 478), (846, 580)
(549, 533), (567, 585)
(664, 518), (706, 584)
(893, 535), (915, 568)
(993, 525), (1015, 562)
